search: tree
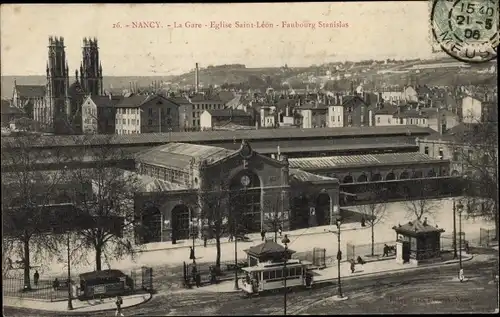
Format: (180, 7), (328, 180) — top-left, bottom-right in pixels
(197, 180), (247, 271)
(264, 195), (285, 242)
(197, 182), (230, 271)
(452, 120), (499, 241)
(401, 180), (442, 221)
(66, 134), (142, 271)
(1, 133), (68, 290)
(356, 189), (387, 256)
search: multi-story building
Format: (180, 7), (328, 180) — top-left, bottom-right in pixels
(169, 96), (193, 131)
(461, 95), (498, 124)
(327, 103), (344, 127)
(81, 95), (122, 134)
(297, 102), (328, 129)
(374, 105), (459, 133)
(114, 94), (180, 134)
(199, 109), (253, 130)
(187, 94), (226, 130)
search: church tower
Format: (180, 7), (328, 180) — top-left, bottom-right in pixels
(46, 36), (70, 133)
(80, 37), (103, 96)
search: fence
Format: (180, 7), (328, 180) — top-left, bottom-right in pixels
(292, 248), (326, 268)
(346, 241), (396, 261)
(3, 266), (154, 302)
(440, 233), (466, 251)
(480, 228), (497, 247)
(183, 258), (248, 287)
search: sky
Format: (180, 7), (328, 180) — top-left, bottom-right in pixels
(1, 2), (437, 76)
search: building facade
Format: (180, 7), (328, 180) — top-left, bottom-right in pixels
(200, 109), (253, 130)
(114, 94), (180, 134)
(81, 95), (121, 134)
(133, 141), (341, 244)
(188, 94), (226, 130)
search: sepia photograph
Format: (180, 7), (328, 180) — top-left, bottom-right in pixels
(1, 2), (498, 316)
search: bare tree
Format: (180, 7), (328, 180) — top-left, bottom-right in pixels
(452, 118), (498, 241)
(197, 182), (230, 271)
(65, 134), (142, 271)
(356, 189), (387, 256)
(1, 133), (68, 290)
(264, 195), (284, 242)
(401, 180), (442, 221)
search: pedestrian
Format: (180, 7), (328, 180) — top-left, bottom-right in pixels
(203, 235), (208, 248)
(261, 230), (266, 242)
(33, 270), (39, 287)
(191, 264), (197, 283)
(195, 272), (201, 288)
(278, 225), (283, 237)
(115, 295), (124, 316)
(383, 244), (389, 257)
(361, 216), (366, 227)
(189, 246), (195, 261)
(52, 278), (60, 291)
(7, 257), (13, 270)
(350, 259), (356, 273)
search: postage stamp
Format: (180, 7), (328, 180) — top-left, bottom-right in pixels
(430, 0), (499, 63)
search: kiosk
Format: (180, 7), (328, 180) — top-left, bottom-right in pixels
(392, 217), (445, 265)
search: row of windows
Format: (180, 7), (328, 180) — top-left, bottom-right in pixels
(117, 118), (140, 126)
(262, 267), (303, 280)
(117, 108), (140, 115)
(116, 129), (139, 134)
(148, 107), (171, 116)
(141, 164), (190, 186)
(193, 103), (223, 111)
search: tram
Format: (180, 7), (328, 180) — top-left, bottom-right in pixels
(240, 259), (313, 295)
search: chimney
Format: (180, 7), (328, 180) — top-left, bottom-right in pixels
(195, 63), (199, 93)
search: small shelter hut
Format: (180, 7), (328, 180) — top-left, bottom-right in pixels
(244, 241), (296, 267)
(392, 217), (445, 264)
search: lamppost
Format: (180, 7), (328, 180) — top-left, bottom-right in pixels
(457, 201), (464, 282)
(335, 217), (344, 299)
(282, 234), (290, 316)
(453, 199), (458, 259)
(189, 219), (196, 264)
(234, 216), (239, 290)
(66, 232), (73, 310)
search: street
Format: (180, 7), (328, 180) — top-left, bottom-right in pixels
(25, 198), (494, 277)
(4, 257), (498, 316)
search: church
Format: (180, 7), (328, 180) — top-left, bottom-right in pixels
(11, 36), (104, 134)
(133, 140), (343, 244)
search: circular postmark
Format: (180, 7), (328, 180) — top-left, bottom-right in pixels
(431, 0), (499, 63)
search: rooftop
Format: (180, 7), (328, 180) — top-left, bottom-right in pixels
(1, 125), (434, 149)
(89, 95), (123, 108)
(289, 168), (338, 183)
(15, 85), (45, 98)
(393, 219), (445, 236)
(135, 142), (236, 171)
(244, 241), (296, 257)
(288, 152), (444, 170)
(206, 109), (251, 118)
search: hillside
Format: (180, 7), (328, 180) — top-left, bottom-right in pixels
(2, 58), (496, 98)
(1, 76), (174, 99)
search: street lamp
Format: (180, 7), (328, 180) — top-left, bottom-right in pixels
(453, 199), (458, 259)
(282, 234), (290, 316)
(189, 219), (196, 264)
(335, 217), (344, 299)
(66, 232), (73, 310)
(234, 217), (239, 291)
(457, 201), (464, 282)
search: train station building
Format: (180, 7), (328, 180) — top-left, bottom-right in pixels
(133, 140), (341, 244)
(131, 140), (451, 245)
